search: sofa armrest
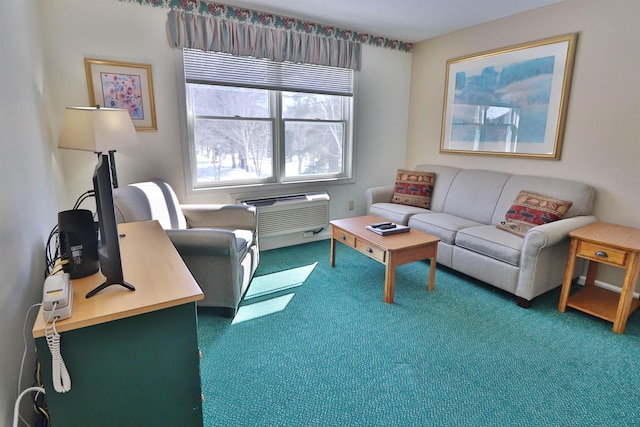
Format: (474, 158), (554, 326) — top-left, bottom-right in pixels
(365, 186), (395, 208)
(516, 215), (597, 301)
(523, 215), (598, 250)
(165, 228), (239, 258)
(180, 204), (257, 230)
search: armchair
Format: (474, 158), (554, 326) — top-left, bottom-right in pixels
(113, 179), (259, 317)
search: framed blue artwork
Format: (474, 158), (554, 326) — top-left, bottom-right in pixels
(440, 33), (577, 159)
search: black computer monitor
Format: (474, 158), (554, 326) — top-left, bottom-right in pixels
(86, 153), (135, 298)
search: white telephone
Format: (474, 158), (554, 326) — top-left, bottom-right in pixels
(43, 273), (73, 322)
(42, 273), (73, 393)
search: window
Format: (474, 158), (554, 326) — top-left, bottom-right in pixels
(183, 49), (355, 189)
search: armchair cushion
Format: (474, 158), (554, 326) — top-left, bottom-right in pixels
(181, 204), (257, 230)
(112, 185), (153, 223)
(166, 228), (251, 259)
(129, 180), (187, 229)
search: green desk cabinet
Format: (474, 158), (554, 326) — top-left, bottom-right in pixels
(33, 221), (204, 426)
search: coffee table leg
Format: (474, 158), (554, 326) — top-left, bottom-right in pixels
(384, 258), (395, 303)
(330, 235), (336, 267)
(428, 246), (437, 291)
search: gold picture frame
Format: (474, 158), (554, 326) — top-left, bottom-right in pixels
(440, 33), (577, 159)
(84, 58), (157, 131)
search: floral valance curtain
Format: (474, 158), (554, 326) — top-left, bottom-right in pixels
(166, 10), (362, 71)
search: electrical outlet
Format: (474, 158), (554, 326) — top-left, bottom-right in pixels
(348, 200), (355, 211)
(303, 231), (313, 238)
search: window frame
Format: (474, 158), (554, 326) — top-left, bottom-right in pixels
(181, 50), (356, 192)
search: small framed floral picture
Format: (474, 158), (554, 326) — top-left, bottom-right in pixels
(84, 58), (157, 131)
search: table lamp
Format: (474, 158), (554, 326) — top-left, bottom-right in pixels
(57, 106), (138, 188)
(57, 106), (139, 297)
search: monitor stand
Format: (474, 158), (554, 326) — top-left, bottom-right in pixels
(86, 279), (135, 298)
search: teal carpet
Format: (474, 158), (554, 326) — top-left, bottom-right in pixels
(197, 240), (640, 426)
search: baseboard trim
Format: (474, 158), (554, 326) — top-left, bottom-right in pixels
(576, 275), (639, 299)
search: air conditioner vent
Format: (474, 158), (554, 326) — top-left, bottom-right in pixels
(241, 192), (330, 238)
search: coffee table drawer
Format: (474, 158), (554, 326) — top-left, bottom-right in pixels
(333, 228), (356, 248)
(578, 241), (627, 266)
(356, 239), (386, 263)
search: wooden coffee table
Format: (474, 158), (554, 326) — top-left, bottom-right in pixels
(330, 215), (440, 303)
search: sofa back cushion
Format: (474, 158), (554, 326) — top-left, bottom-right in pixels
(443, 169), (511, 224)
(413, 164), (462, 212)
(491, 175), (595, 225)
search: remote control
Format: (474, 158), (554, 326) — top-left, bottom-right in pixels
(370, 221), (392, 228)
(378, 224), (397, 230)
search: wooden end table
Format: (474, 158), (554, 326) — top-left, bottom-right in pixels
(330, 215), (440, 303)
(558, 221), (640, 334)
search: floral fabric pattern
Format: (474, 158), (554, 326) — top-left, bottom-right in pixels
(120, 0), (413, 53)
(166, 10), (361, 70)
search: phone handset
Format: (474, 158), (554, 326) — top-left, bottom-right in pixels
(42, 274), (73, 393)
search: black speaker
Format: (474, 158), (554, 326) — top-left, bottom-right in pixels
(58, 209), (99, 279)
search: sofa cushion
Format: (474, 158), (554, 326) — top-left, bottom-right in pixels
(369, 202), (428, 226)
(455, 225), (524, 266)
(442, 169), (511, 224)
(392, 169), (436, 209)
(497, 190), (573, 237)
(412, 164), (462, 212)
(409, 212), (483, 244)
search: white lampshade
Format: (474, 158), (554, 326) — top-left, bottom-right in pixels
(58, 106), (139, 153)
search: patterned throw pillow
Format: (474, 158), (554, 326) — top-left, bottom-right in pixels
(497, 190), (573, 237)
(391, 169), (436, 209)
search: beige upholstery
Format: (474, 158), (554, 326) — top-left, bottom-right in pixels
(113, 179), (259, 317)
(366, 165), (597, 307)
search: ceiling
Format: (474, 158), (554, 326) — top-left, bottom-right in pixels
(223, 0), (565, 43)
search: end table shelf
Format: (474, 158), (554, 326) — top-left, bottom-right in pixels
(565, 284), (640, 323)
(558, 222), (640, 334)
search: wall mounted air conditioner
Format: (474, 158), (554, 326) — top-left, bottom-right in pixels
(241, 192), (330, 238)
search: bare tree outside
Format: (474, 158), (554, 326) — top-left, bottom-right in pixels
(188, 84), (348, 185)
(190, 84), (272, 183)
(283, 92), (345, 176)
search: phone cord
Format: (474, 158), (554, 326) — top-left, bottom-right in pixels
(44, 319), (71, 393)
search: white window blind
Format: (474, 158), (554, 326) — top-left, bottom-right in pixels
(183, 49), (354, 97)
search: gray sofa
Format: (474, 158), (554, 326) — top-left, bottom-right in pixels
(366, 164), (597, 307)
(113, 179), (259, 317)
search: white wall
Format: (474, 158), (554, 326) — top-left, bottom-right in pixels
(406, 0), (640, 288)
(40, 0), (412, 250)
(40, 0), (181, 210)
(1, 4), (410, 420)
(0, 0), (59, 424)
